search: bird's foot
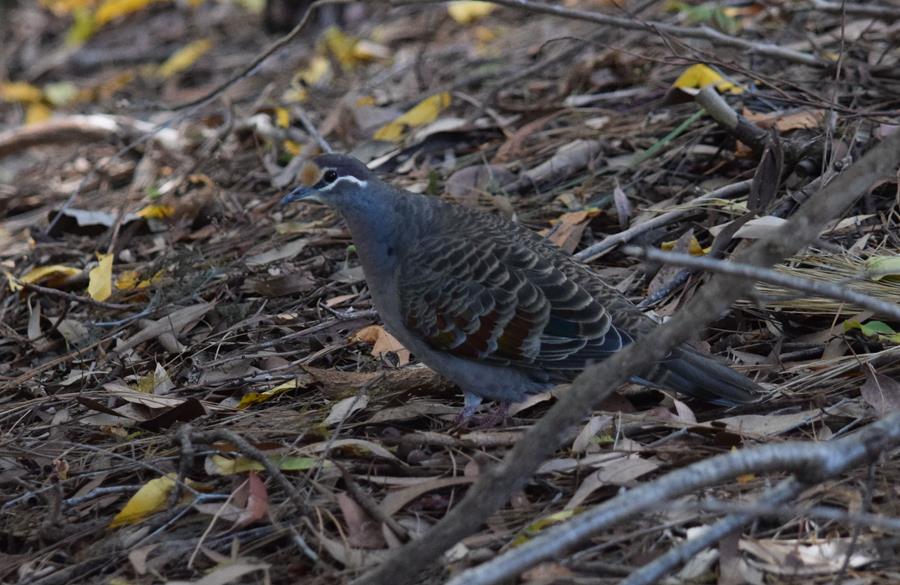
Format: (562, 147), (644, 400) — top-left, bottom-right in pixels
(453, 400), (510, 429)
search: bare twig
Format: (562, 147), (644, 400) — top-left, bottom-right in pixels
(623, 246), (900, 321)
(694, 86), (770, 155)
(18, 281), (133, 311)
(353, 118), (900, 585)
(574, 179), (752, 262)
(392, 0), (828, 68)
(187, 429), (309, 515)
(290, 105), (333, 153)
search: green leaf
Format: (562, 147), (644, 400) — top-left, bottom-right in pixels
(865, 256), (900, 281)
(844, 320), (900, 344)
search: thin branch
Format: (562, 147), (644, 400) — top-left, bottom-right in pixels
(187, 429), (309, 515)
(354, 87), (900, 585)
(392, 0), (828, 68)
(291, 105), (333, 153)
(18, 281), (134, 311)
(574, 180), (752, 262)
(623, 245), (900, 321)
(171, 0), (354, 111)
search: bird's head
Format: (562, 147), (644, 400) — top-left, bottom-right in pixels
(281, 153), (375, 207)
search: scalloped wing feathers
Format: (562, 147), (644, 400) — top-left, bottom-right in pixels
(398, 200), (639, 381)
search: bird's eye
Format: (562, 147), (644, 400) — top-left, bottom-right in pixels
(323, 170), (338, 183)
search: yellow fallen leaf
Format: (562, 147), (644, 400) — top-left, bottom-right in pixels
(137, 204), (175, 219)
(373, 92), (452, 142)
(109, 474), (175, 527)
(448, 1), (497, 24)
(115, 270), (140, 290)
(19, 265), (81, 286)
(321, 27), (386, 70)
(66, 7), (97, 45)
(115, 268), (162, 291)
(322, 26), (360, 70)
(238, 379), (300, 409)
(26, 103), (53, 125)
(283, 140), (302, 156)
(672, 63), (743, 95)
(660, 235), (708, 255)
(157, 38), (212, 79)
(94, 0), (154, 26)
(87, 253), (114, 301)
(275, 107), (290, 128)
(512, 509), (579, 546)
(0, 81), (44, 103)
(355, 95), (376, 107)
(296, 55), (330, 86)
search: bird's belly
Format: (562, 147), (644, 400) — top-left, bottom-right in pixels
(383, 321), (551, 402)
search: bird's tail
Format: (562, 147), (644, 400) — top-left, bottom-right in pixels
(650, 346), (760, 405)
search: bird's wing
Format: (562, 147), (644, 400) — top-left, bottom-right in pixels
(397, 212), (631, 376)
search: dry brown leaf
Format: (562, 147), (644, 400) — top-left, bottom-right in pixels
(234, 472), (269, 528)
(859, 366), (900, 417)
(115, 302), (213, 353)
(353, 325), (411, 366)
(337, 492), (387, 549)
(713, 410), (821, 438)
(743, 108), (825, 132)
(571, 415), (613, 454)
(244, 238), (308, 266)
(379, 477), (474, 517)
(324, 395), (369, 426)
(740, 537), (875, 575)
(542, 209), (600, 254)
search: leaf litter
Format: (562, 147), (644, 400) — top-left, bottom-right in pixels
(1, 1), (900, 584)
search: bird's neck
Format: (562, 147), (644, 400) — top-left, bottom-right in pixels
(333, 193), (412, 310)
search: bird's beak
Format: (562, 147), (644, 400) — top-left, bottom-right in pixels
(280, 186), (323, 206)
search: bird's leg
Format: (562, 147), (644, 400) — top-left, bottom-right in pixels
(454, 392), (484, 426)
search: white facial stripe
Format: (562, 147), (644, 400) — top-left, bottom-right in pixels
(319, 175), (368, 192)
